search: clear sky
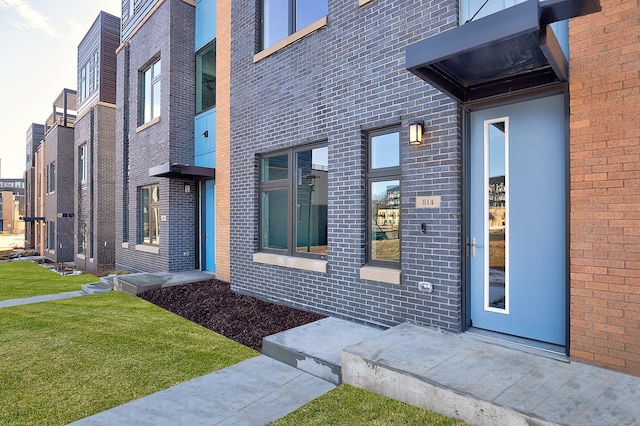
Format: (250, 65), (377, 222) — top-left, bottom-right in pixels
(0, 0), (121, 179)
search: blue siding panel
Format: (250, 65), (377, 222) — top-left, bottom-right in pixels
(195, 109), (216, 168)
(196, 0), (216, 51)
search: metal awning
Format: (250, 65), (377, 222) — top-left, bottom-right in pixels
(20, 217), (46, 222)
(406, 0), (601, 103)
(149, 162), (215, 180)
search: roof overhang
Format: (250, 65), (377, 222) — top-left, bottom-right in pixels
(149, 163), (216, 180)
(406, 0), (601, 103)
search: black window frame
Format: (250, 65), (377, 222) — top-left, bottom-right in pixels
(196, 40), (217, 114)
(139, 56), (161, 126)
(139, 184), (160, 246)
(366, 126), (401, 268)
(258, 142), (328, 259)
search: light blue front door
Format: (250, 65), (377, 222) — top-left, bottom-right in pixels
(203, 179), (215, 272)
(469, 94), (566, 345)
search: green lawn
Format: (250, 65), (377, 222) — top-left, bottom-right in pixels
(0, 292), (258, 425)
(273, 384), (466, 425)
(0, 261), (99, 301)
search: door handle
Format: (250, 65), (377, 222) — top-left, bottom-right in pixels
(471, 237), (483, 257)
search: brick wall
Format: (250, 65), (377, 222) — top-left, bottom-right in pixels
(215, 0), (231, 282)
(569, 0), (640, 376)
(115, 0), (197, 273)
(230, 0), (463, 330)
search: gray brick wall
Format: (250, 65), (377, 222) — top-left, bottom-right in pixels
(74, 105), (117, 273)
(115, 0), (196, 273)
(230, 0), (463, 331)
(44, 125), (75, 263)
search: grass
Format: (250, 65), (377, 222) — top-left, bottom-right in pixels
(0, 261), (99, 301)
(0, 292), (258, 425)
(272, 384), (467, 426)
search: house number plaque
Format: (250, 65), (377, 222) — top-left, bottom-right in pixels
(416, 196), (441, 209)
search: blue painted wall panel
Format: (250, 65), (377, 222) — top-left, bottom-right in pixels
(195, 109), (216, 168)
(196, 0), (217, 51)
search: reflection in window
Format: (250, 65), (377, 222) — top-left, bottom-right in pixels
(259, 144), (328, 257)
(140, 58), (161, 125)
(295, 147), (328, 255)
(487, 120), (507, 310)
(261, 0), (328, 50)
(140, 184), (160, 245)
(367, 128), (400, 266)
(196, 42), (216, 114)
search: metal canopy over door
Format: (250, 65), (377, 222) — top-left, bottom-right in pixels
(469, 93), (566, 346)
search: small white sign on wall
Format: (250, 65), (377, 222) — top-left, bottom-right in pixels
(416, 196), (441, 209)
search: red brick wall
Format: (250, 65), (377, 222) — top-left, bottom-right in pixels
(569, 0), (640, 376)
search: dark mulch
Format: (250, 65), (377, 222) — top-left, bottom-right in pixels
(139, 279), (325, 351)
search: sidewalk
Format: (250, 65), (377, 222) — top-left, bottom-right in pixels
(3, 272), (639, 425)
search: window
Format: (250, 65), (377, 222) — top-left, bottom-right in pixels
(77, 220), (86, 254)
(139, 184), (160, 245)
(78, 49), (99, 105)
(261, 0), (328, 49)
(47, 162), (56, 193)
(260, 144), (328, 257)
(140, 58), (161, 125)
(128, 0), (136, 19)
(367, 128), (400, 266)
(47, 221), (55, 250)
(196, 42), (216, 114)
(78, 144), (87, 184)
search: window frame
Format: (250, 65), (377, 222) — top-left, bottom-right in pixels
(196, 41), (217, 114)
(366, 126), (401, 268)
(139, 184), (160, 246)
(78, 144), (87, 184)
(260, 0), (328, 50)
(258, 142), (328, 259)
(139, 57), (161, 126)
(47, 162), (56, 194)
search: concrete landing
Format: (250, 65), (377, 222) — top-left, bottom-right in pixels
(342, 323), (640, 426)
(70, 355), (335, 426)
(263, 317), (382, 384)
(113, 270), (215, 295)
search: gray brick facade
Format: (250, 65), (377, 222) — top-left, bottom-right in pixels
(44, 125), (75, 263)
(229, 0), (464, 331)
(115, 0), (197, 273)
(74, 105), (117, 272)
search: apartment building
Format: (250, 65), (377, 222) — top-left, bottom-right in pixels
(0, 178), (25, 234)
(38, 89), (77, 263)
(115, 0), (218, 273)
(227, 0), (639, 377)
(24, 123), (45, 249)
(74, 12), (120, 273)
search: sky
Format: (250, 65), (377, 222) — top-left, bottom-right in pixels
(0, 0), (121, 179)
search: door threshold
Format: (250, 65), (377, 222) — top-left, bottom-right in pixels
(466, 328), (569, 363)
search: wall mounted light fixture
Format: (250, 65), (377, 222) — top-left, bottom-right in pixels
(409, 121), (424, 145)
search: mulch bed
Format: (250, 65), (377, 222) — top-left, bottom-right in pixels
(139, 279), (325, 351)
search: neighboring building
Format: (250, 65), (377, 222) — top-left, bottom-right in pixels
(227, 0), (639, 377)
(0, 179), (26, 235)
(0, 185), (25, 234)
(41, 89), (77, 263)
(115, 0), (212, 272)
(24, 123), (45, 249)
(568, 0), (640, 375)
(74, 12), (120, 273)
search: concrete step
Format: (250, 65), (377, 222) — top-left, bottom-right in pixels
(341, 323), (640, 426)
(262, 317), (382, 385)
(81, 282), (112, 295)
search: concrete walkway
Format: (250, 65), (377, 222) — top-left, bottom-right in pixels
(70, 356), (335, 426)
(0, 290), (87, 308)
(3, 271), (639, 425)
